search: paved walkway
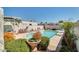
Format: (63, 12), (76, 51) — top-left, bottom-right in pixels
(74, 27), (79, 51)
(15, 33), (27, 39)
(47, 32), (64, 51)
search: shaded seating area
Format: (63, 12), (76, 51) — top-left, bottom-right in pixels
(17, 27), (28, 33)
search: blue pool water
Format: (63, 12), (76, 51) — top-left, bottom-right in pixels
(26, 30), (57, 39)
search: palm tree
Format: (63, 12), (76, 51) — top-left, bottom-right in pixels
(62, 22), (74, 50)
(59, 20), (64, 23)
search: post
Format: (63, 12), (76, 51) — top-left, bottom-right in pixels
(0, 8), (4, 51)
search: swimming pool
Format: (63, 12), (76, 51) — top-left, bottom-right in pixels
(26, 30), (57, 39)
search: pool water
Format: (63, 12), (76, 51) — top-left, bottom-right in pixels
(42, 30), (57, 38)
(26, 30), (57, 39)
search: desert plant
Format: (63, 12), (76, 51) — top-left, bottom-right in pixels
(27, 32), (42, 50)
(62, 22), (75, 50)
(28, 38), (37, 42)
(37, 36), (49, 51)
(4, 32), (15, 42)
(5, 39), (31, 52)
(33, 32), (41, 41)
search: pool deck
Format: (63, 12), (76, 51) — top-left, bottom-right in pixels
(15, 33), (28, 39)
(33, 30), (64, 52)
(14, 30), (64, 52)
(15, 30), (44, 39)
(47, 32), (64, 51)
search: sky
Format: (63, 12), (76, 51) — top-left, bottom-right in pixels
(3, 7), (79, 23)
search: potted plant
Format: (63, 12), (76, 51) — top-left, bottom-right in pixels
(27, 32), (41, 50)
(37, 36), (49, 51)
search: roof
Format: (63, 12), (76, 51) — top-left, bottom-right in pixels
(4, 16), (21, 19)
(4, 16), (22, 22)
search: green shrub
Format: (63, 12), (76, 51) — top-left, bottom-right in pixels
(28, 38), (37, 42)
(37, 36), (49, 51)
(5, 39), (32, 52)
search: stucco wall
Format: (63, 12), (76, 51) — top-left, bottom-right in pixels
(0, 8), (4, 51)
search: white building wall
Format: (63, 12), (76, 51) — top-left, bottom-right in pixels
(22, 21), (44, 31)
(4, 20), (44, 33)
(0, 8), (4, 51)
(37, 25), (44, 30)
(22, 21), (37, 26)
(27, 26), (37, 31)
(4, 22), (12, 25)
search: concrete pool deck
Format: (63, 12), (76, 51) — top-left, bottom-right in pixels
(15, 33), (28, 39)
(33, 30), (64, 52)
(14, 30), (64, 52)
(15, 30), (44, 39)
(47, 32), (64, 51)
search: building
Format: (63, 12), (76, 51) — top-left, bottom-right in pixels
(4, 16), (44, 33)
(39, 22), (60, 30)
(0, 8), (4, 51)
(4, 16), (22, 33)
(44, 23), (59, 30)
(21, 21), (44, 31)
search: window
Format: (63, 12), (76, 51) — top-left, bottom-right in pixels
(29, 24), (32, 26)
(4, 25), (13, 32)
